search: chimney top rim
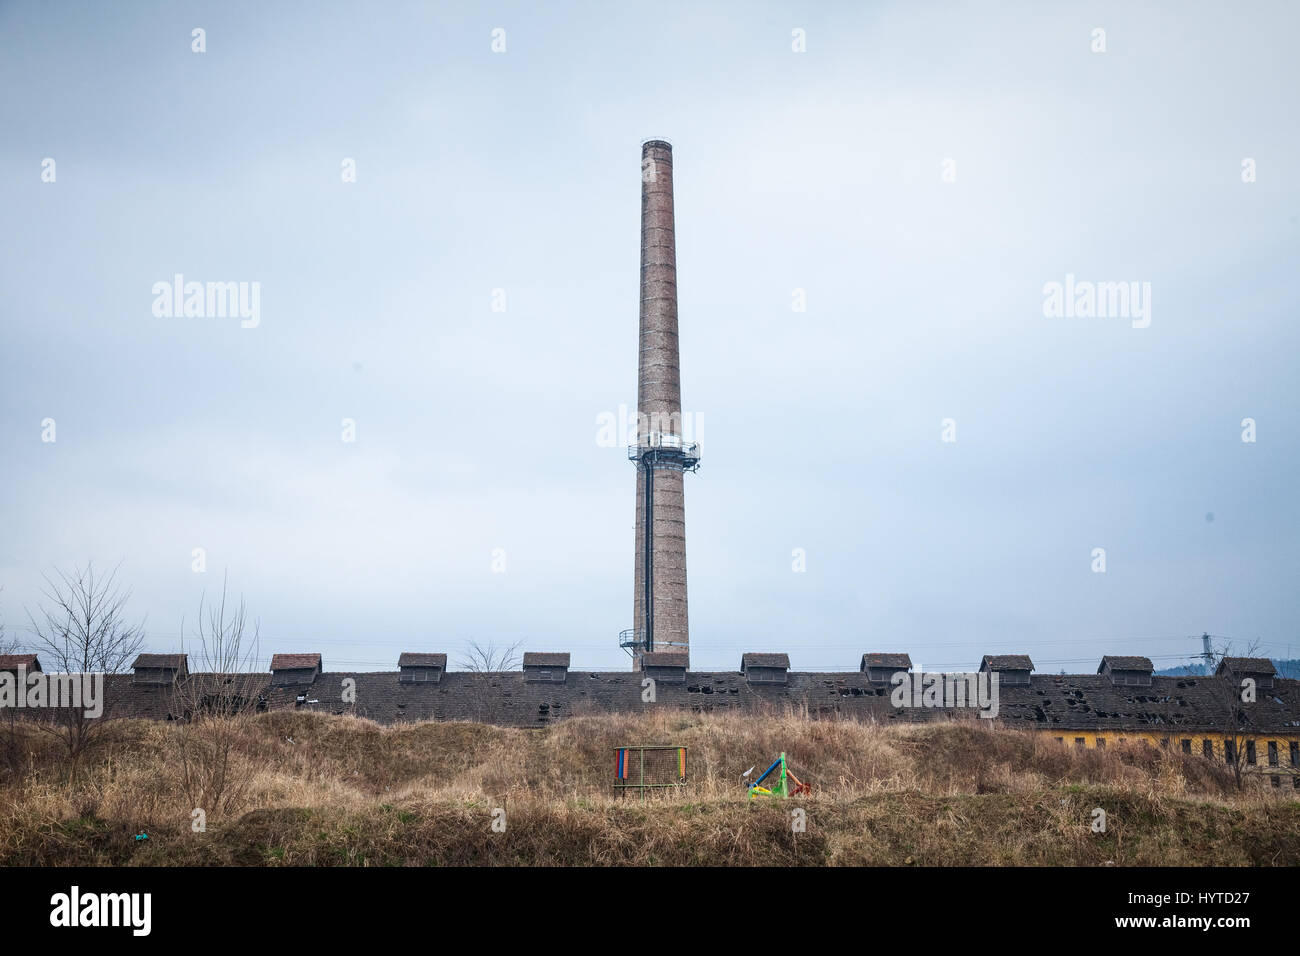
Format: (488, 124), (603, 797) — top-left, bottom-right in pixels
(641, 138), (673, 151)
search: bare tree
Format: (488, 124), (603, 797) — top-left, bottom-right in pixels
(24, 562), (146, 778)
(1205, 637), (1265, 791)
(0, 586), (20, 656)
(0, 634), (13, 657)
(27, 563), (146, 674)
(0, 587), (24, 781)
(458, 639), (523, 673)
(456, 639), (523, 722)
(172, 575), (262, 818)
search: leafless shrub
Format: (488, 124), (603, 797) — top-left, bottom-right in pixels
(457, 639), (523, 673)
(455, 640), (524, 721)
(0, 586), (22, 781)
(0, 586), (18, 657)
(171, 575), (262, 818)
(24, 561), (145, 780)
(1204, 637), (1265, 790)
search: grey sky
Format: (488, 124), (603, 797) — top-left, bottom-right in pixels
(2, 1), (1297, 673)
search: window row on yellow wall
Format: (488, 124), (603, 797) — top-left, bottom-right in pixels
(1051, 733), (1300, 768)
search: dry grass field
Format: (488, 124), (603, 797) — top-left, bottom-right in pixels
(2, 710), (1297, 865)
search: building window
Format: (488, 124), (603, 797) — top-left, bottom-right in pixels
(1291, 742), (1299, 767)
(1246, 741), (1256, 765)
(1203, 740), (1214, 759)
(400, 668), (440, 683)
(1075, 738), (1085, 749)
(1160, 737), (1169, 749)
(1054, 737), (1063, 744)
(1181, 739), (1191, 754)
(1268, 741), (1278, 766)
(1225, 740), (1236, 763)
(1095, 737), (1105, 749)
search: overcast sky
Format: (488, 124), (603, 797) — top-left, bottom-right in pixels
(2, 1), (1297, 673)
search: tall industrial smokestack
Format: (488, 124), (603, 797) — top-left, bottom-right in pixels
(625, 139), (699, 669)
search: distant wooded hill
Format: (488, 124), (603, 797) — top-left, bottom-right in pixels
(1155, 659), (1300, 679)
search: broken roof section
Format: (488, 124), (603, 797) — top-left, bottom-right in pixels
(28, 666), (1300, 732)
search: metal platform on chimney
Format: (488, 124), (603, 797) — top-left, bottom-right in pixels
(627, 436), (701, 472)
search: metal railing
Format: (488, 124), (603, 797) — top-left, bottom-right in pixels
(618, 628), (690, 655)
(627, 437), (701, 470)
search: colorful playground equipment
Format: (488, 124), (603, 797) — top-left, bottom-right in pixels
(746, 751), (811, 799)
(613, 745), (688, 801)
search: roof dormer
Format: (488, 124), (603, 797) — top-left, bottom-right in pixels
(639, 650), (688, 684)
(523, 652), (570, 683)
(741, 653), (790, 685)
(861, 653), (911, 684)
(398, 653), (446, 683)
(980, 654), (1034, 686)
(0, 654), (41, 674)
(1215, 657), (1276, 691)
(1098, 655), (1153, 687)
(131, 653), (189, 685)
(270, 653), (322, 685)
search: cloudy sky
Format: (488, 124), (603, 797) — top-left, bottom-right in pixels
(2, 1), (1297, 673)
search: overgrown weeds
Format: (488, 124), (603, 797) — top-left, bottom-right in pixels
(1, 711), (1294, 865)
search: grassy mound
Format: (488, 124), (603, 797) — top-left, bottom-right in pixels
(2, 711), (1295, 865)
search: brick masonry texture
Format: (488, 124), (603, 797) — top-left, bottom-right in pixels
(632, 140), (690, 665)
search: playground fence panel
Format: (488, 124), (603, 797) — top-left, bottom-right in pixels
(613, 745), (688, 800)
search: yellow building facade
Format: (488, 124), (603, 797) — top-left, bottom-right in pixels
(1039, 729), (1300, 784)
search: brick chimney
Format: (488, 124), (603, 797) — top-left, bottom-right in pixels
(631, 139), (697, 669)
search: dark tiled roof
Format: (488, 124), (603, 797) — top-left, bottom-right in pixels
(522, 653), (570, 668)
(742, 653), (790, 670)
(270, 653), (321, 670)
(0, 654), (41, 672)
(862, 653), (911, 669)
(1216, 657), (1276, 677)
(641, 651), (688, 668)
(398, 653), (447, 668)
(132, 653), (187, 669)
(82, 669), (1300, 733)
(982, 655), (1034, 672)
(1099, 656), (1153, 673)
